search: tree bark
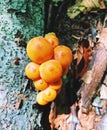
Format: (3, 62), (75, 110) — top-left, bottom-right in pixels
(0, 1), (45, 129)
(78, 27), (107, 113)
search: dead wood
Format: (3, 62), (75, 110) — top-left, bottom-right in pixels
(78, 27), (107, 113)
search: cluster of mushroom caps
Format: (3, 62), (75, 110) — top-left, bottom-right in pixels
(25, 32), (73, 105)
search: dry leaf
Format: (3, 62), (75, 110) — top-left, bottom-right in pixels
(54, 114), (69, 129)
(78, 108), (95, 130)
(49, 102), (56, 129)
(75, 39), (92, 79)
(14, 93), (27, 101)
(99, 0), (106, 9)
(77, 47), (84, 65)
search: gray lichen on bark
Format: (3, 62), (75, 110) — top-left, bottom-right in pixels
(0, 0), (44, 129)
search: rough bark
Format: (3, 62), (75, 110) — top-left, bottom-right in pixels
(0, 1), (45, 129)
(78, 27), (107, 113)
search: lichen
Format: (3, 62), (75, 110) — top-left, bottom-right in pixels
(0, 0), (44, 129)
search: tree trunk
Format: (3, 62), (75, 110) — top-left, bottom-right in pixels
(0, 1), (46, 129)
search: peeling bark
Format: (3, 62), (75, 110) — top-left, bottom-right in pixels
(78, 27), (107, 113)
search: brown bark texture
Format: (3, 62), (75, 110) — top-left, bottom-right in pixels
(78, 27), (107, 113)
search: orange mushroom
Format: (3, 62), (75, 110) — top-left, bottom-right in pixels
(54, 45), (73, 69)
(45, 32), (59, 48)
(43, 87), (57, 102)
(40, 59), (62, 83)
(49, 78), (62, 90)
(33, 78), (48, 91)
(36, 91), (48, 105)
(25, 62), (40, 80)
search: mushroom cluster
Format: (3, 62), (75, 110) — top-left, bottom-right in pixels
(25, 32), (73, 105)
